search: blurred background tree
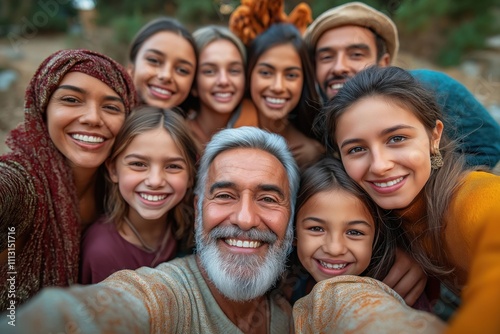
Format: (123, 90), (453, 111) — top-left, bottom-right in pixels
(0, 0), (498, 66)
(394, 0), (499, 66)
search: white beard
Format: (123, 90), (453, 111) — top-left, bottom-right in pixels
(195, 215), (293, 302)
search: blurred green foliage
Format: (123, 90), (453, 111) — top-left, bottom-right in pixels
(394, 0), (499, 66)
(0, 0), (75, 36)
(174, 0), (221, 23)
(0, 0), (498, 66)
(109, 15), (148, 46)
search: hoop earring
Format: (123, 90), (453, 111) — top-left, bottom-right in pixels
(430, 147), (444, 170)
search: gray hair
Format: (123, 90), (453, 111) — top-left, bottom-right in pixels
(193, 25), (247, 65)
(195, 126), (299, 226)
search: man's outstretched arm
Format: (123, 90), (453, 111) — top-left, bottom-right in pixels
(2, 282), (150, 334)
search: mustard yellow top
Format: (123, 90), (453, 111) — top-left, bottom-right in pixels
(439, 171), (500, 333)
(401, 171), (500, 333)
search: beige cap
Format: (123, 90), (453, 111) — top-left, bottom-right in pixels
(304, 2), (399, 61)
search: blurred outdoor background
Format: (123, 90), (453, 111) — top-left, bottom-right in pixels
(1, 0), (499, 154)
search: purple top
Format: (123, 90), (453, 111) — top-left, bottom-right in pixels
(79, 216), (177, 284)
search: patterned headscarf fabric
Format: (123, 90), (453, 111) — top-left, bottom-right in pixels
(0, 49), (136, 309)
(11, 48), (136, 150)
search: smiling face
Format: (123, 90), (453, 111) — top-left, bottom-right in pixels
(315, 25), (389, 100)
(195, 39), (245, 116)
(200, 147), (290, 255)
(296, 189), (375, 282)
(250, 43), (303, 121)
(129, 31), (196, 109)
(195, 147), (292, 301)
(107, 126), (190, 223)
(46, 71), (126, 170)
(334, 95), (443, 210)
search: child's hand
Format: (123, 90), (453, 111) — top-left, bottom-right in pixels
(383, 248), (427, 306)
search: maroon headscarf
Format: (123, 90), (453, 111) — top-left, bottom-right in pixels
(0, 49), (136, 309)
(9, 48), (136, 151)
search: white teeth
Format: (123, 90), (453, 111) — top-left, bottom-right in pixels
(71, 134), (105, 143)
(140, 193), (167, 202)
(225, 239), (262, 248)
(265, 97), (286, 104)
(373, 177), (404, 188)
(151, 86), (172, 96)
(330, 83), (343, 90)
(319, 261), (348, 270)
(215, 92), (231, 98)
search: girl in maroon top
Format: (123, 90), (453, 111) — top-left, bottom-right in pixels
(80, 107), (197, 284)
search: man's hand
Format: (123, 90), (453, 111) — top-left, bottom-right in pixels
(288, 136), (324, 170)
(383, 248), (427, 306)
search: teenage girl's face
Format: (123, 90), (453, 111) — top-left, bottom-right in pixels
(335, 96), (443, 210)
(195, 39), (245, 115)
(107, 126), (191, 223)
(129, 31), (196, 109)
(296, 189), (375, 282)
(46, 72), (126, 170)
(250, 43), (303, 121)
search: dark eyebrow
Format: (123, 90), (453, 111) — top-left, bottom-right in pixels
(340, 124), (416, 149)
(316, 47), (331, 55)
(300, 217), (372, 229)
(56, 85), (123, 104)
(56, 85), (85, 94)
(316, 43), (371, 55)
(105, 96), (124, 103)
(380, 124), (416, 136)
(347, 220), (373, 229)
(144, 49), (164, 57)
(145, 48), (195, 68)
(257, 62), (301, 72)
(257, 63), (276, 70)
(346, 44), (371, 52)
(340, 138), (362, 150)
(178, 59), (195, 68)
(300, 216), (325, 224)
(200, 61), (243, 67)
(124, 153), (147, 160)
(124, 153), (186, 162)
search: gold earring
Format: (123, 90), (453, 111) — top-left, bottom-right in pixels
(430, 147), (443, 170)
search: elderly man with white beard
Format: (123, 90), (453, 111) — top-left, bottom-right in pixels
(2, 126), (297, 334)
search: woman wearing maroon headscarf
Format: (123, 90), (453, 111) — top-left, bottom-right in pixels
(0, 49), (136, 309)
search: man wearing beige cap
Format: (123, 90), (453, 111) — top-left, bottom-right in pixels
(305, 1), (500, 169)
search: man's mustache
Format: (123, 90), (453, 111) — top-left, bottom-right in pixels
(323, 74), (350, 91)
(209, 225), (277, 244)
